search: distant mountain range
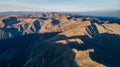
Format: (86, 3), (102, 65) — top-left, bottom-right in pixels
(0, 10), (120, 18)
(0, 11), (40, 15)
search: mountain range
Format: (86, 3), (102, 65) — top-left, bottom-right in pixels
(0, 12), (120, 67)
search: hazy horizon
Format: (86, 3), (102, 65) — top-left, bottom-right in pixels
(0, 0), (120, 12)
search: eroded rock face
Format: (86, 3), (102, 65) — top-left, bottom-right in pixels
(0, 13), (120, 67)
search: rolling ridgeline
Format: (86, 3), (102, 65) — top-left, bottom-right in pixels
(0, 13), (120, 67)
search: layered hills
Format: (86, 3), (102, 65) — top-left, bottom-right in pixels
(0, 13), (120, 67)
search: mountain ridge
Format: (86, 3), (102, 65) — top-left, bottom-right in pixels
(0, 13), (120, 67)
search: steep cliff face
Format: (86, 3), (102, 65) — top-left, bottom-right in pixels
(0, 13), (120, 67)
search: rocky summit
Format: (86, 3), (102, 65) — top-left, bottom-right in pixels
(0, 13), (120, 67)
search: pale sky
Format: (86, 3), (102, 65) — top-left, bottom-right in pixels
(0, 0), (120, 12)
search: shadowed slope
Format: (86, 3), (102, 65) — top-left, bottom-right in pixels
(0, 33), (78, 67)
(51, 32), (120, 66)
